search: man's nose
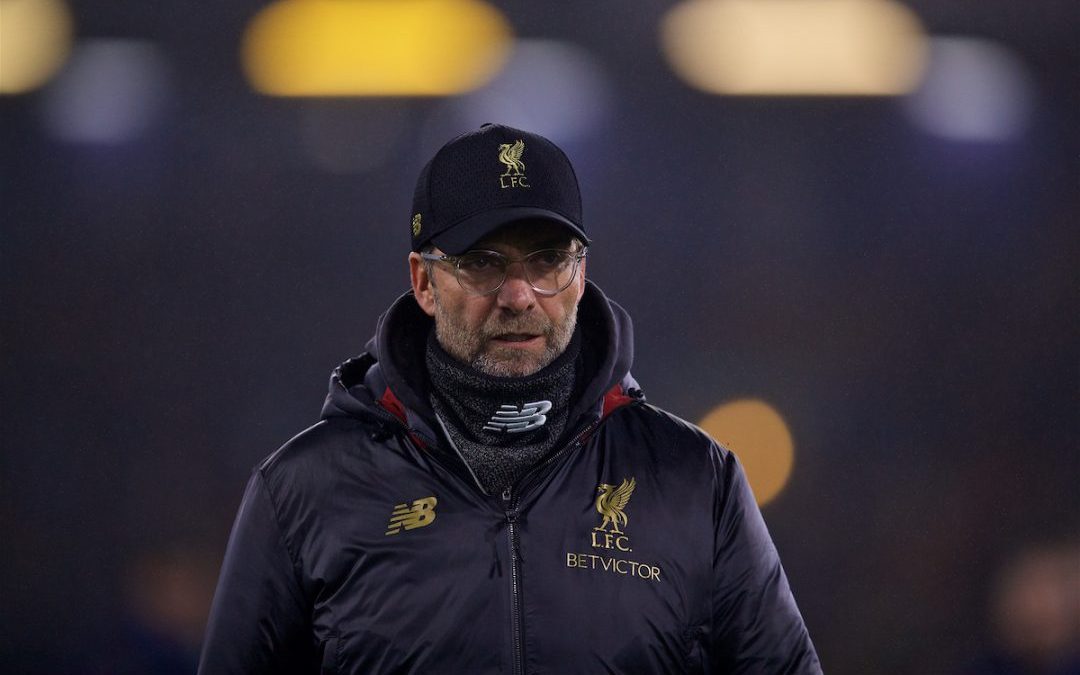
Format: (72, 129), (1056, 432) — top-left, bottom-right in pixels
(495, 263), (536, 313)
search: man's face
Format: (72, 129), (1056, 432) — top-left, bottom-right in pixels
(410, 221), (586, 378)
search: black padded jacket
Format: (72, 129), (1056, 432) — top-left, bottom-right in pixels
(197, 282), (822, 674)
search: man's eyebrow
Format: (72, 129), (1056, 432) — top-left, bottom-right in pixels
(530, 236), (577, 249)
(477, 234), (579, 250)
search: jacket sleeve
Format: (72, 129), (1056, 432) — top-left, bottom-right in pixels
(198, 470), (315, 674)
(709, 446), (823, 674)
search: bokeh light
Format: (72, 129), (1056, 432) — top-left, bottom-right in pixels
(450, 39), (614, 141)
(0, 0), (73, 94)
(661, 0), (928, 96)
(41, 40), (169, 144)
(241, 0), (512, 96)
(904, 36), (1034, 142)
(699, 399), (795, 506)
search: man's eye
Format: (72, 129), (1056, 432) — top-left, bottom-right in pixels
(459, 254), (499, 271)
(531, 251), (567, 268)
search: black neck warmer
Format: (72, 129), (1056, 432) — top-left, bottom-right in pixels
(426, 329), (581, 495)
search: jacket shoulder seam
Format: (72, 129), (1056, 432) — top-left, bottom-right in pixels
(253, 468), (308, 588)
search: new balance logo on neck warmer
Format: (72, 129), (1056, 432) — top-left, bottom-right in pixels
(483, 401), (553, 434)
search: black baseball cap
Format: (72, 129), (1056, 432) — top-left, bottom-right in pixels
(410, 123), (589, 255)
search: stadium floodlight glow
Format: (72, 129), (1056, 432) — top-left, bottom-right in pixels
(661, 0), (929, 96)
(698, 399), (795, 507)
(240, 0), (512, 97)
(0, 0), (74, 95)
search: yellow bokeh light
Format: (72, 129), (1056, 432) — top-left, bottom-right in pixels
(240, 0), (512, 97)
(0, 0), (73, 94)
(699, 399), (795, 506)
(661, 0), (928, 96)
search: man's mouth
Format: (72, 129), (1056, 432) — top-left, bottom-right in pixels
(492, 333), (542, 344)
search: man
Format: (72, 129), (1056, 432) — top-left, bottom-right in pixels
(198, 124), (821, 674)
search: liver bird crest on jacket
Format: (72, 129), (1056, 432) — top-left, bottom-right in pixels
(498, 140), (526, 176)
(594, 477), (636, 534)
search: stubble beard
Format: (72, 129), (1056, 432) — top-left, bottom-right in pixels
(432, 289), (579, 378)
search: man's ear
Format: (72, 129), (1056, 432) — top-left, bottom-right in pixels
(409, 252), (437, 317)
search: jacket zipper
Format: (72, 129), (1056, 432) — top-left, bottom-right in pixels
(503, 487), (524, 675)
(497, 407), (629, 675)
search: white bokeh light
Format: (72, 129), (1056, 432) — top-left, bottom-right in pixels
(904, 36), (1034, 143)
(42, 40), (169, 144)
(422, 39), (613, 148)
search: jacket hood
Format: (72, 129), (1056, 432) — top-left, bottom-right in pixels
(320, 280), (637, 439)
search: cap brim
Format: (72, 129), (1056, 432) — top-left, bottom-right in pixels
(430, 207), (589, 255)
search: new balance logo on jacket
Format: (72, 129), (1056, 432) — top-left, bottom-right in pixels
(384, 496), (438, 536)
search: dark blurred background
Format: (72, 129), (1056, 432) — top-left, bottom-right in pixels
(2, 1), (1077, 673)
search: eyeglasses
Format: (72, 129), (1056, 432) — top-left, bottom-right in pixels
(420, 247), (587, 296)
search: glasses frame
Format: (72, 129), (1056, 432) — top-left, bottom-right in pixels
(420, 246), (588, 297)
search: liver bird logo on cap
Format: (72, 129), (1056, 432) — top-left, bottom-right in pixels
(498, 139), (526, 177)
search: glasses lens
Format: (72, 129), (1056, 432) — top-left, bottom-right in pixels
(525, 249), (577, 293)
(454, 251), (506, 294)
